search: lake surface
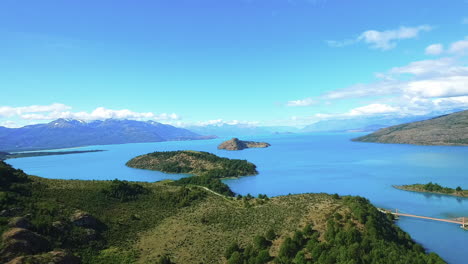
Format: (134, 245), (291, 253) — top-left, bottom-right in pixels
(7, 133), (468, 264)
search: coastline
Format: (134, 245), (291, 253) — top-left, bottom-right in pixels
(393, 185), (468, 198)
(0, 150), (105, 160)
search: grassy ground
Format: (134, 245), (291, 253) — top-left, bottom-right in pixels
(135, 192), (343, 263)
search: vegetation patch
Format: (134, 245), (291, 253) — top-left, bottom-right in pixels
(126, 150), (258, 196)
(0, 161), (446, 263)
(126, 150), (257, 177)
(394, 182), (468, 197)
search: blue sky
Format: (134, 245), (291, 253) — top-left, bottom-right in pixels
(1, 0), (468, 127)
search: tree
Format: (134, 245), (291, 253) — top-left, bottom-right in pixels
(157, 255), (174, 264)
(456, 186), (462, 192)
(255, 249), (271, 264)
(265, 228), (276, 241)
(227, 251), (243, 264)
(225, 242), (240, 259)
(254, 235), (270, 250)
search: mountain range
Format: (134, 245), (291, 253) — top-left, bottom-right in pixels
(353, 110), (468, 146)
(0, 119), (214, 152)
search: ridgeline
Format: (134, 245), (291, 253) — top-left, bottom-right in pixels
(353, 110), (468, 146)
(0, 161), (445, 264)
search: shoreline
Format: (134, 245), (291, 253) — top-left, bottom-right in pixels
(0, 150), (105, 160)
(393, 185), (468, 198)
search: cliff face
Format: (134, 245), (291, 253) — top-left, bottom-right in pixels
(353, 110), (468, 146)
(217, 138), (270, 150)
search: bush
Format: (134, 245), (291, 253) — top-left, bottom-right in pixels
(102, 179), (149, 202)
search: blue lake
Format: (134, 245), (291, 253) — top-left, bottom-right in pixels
(7, 133), (468, 264)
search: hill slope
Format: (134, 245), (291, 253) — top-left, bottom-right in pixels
(0, 161), (445, 264)
(0, 119), (214, 151)
(353, 110), (468, 146)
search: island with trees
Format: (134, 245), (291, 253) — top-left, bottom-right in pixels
(126, 150), (258, 196)
(0, 161), (445, 264)
(218, 138), (271, 150)
(394, 182), (467, 197)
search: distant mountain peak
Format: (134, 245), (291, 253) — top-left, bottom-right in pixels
(0, 118), (213, 151)
(48, 118), (86, 128)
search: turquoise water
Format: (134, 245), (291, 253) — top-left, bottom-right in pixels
(7, 133), (468, 264)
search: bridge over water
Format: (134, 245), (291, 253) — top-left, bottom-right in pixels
(378, 208), (468, 229)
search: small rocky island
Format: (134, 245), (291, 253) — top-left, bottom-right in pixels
(217, 137), (270, 151)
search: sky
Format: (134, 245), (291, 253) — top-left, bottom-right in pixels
(1, 0), (468, 128)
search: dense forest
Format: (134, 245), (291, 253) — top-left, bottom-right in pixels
(126, 150), (258, 177)
(0, 161), (445, 263)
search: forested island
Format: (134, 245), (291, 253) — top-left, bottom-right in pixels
(394, 182), (467, 197)
(0, 150), (104, 161)
(0, 161), (445, 263)
(126, 150), (258, 196)
(218, 138), (271, 150)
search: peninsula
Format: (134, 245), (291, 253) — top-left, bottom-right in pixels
(218, 137), (271, 150)
(0, 150), (104, 161)
(394, 182), (468, 197)
(353, 110), (468, 146)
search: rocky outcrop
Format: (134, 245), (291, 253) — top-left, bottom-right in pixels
(8, 217), (32, 229)
(217, 138), (270, 151)
(6, 250), (81, 264)
(69, 210), (98, 228)
(1, 228), (50, 260)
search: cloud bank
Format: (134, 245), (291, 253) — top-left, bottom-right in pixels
(294, 36), (468, 121)
(0, 104), (180, 127)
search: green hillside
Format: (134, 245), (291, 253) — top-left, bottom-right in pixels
(0, 161), (445, 263)
(353, 110), (468, 146)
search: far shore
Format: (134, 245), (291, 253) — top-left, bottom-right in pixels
(0, 150), (105, 160)
(393, 185), (468, 198)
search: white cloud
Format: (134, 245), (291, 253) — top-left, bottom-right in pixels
(0, 103), (70, 117)
(186, 119), (259, 127)
(319, 57), (468, 101)
(0, 121), (20, 128)
(404, 76), (468, 98)
(359, 25), (432, 50)
(388, 57), (468, 77)
(462, 17), (468, 24)
(0, 104), (181, 125)
(328, 25), (432, 51)
(346, 103), (399, 116)
(425, 43), (444, 55)
(448, 37), (468, 55)
(292, 36), (468, 120)
(287, 97), (317, 107)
